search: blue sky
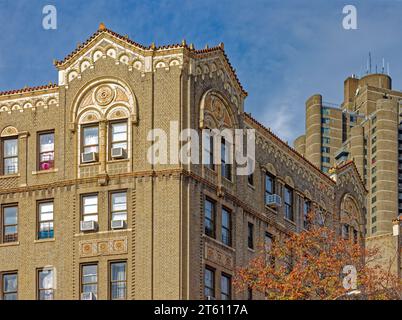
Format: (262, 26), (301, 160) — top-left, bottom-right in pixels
(1, 0), (402, 142)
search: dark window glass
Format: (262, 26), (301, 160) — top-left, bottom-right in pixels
(221, 138), (231, 180)
(247, 222), (254, 249)
(204, 267), (215, 299)
(221, 208), (231, 246)
(265, 174), (274, 204)
(204, 198), (215, 238)
(284, 186), (293, 221)
(221, 273), (231, 300)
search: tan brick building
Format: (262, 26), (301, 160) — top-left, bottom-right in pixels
(295, 73), (402, 277)
(0, 24), (367, 300)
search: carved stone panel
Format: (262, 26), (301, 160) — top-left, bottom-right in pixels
(79, 237), (128, 257)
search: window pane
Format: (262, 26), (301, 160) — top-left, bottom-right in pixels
(39, 203), (54, 221)
(40, 133), (54, 153)
(5, 226), (17, 235)
(222, 210), (230, 228)
(39, 290), (53, 300)
(83, 127), (99, 146)
(112, 123), (127, 142)
(83, 196), (97, 214)
(111, 282), (126, 300)
(3, 274), (17, 293)
(221, 275), (230, 300)
(111, 263), (126, 281)
(112, 142), (128, 150)
(84, 146), (99, 154)
(39, 270), (53, 289)
(4, 158), (18, 174)
(83, 215), (98, 222)
(112, 193), (127, 211)
(82, 265), (97, 284)
(3, 293), (17, 300)
(4, 139), (17, 157)
(112, 212), (127, 221)
(4, 207), (17, 225)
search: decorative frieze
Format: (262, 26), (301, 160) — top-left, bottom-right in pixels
(79, 237), (128, 257)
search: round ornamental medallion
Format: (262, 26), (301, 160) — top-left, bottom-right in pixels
(94, 85), (115, 106)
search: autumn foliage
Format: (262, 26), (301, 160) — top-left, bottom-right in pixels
(234, 214), (401, 300)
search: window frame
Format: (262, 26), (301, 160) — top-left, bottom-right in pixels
(81, 123), (100, 158)
(37, 200), (54, 240)
(109, 120), (128, 160)
(109, 190), (128, 229)
(221, 207), (232, 247)
(109, 260), (127, 300)
(247, 222), (254, 250)
(204, 265), (215, 299)
(221, 137), (232, 181)
(220, 273), (232, 300)
(1, 271), (18, 300)
(284, 185), (293, 221)
(80, 263), (98, 300)
(204, 197), (216, 238)
(80, 193), (99, 223)
(1, 136), (18, 175)
(37, 268), (54, 300)
(1, 204), (18, 244)
(37, 130), (55, 171)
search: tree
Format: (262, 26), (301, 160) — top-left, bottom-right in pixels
(234, 213), (401, 300)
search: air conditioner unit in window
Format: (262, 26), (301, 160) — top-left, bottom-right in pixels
(81, 152), (98, 163)
(111, 220), (125, 230)
(206, 296), (216, 300)
(111, 147), (126, 159)
(80, 220), (97, 232)
(81, 292), (96, 300)
(266, 194), (282, 208)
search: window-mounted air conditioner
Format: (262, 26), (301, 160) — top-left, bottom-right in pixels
(111, 147), (127, 159)
(81, 152), (98, 163)
(266, 194), (282, 208)
(80, 220), (97, 232)
(111, 220), (125, 230)
(81, 292), (96, 300)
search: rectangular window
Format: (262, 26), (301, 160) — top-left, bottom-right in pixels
(37, 268), (54, 300)
(203, 130), (214, 170)
(2, 205), (18, 243)
(110, 191), (127, 225)
(204, 266), (215, 299)
(38, 131), (55, 171)
(353, 229), (358, 244)
(247, 287), (253, 300)
(321, 156), (330, 164)
(82, 125), (99, 154)
(303, 200), (311, 229)
(321, 127), (330, 135)
(81, 264), (98, 300)
(221, 273), (231, 300)
(110, 121), (128, 158)
(1, 273), (17, 300)
(247, 222), (254, 249)
(221, 138), (231, 180)
(221, 207), (232, 246)
(284, 186), (293, 221)
(204, 198), (216, 238)
(81, 194), (98, 222)
(322, 137), (330, 144)
(265, 173), (274, 204)
(110, 262), (127, 300)
(322, 108), (330, 116)
(2, 137), (18, 175)
(38, 201), (54, 240)
(321, 146), (330, 154)
(341, 224), (350, 240)
(321, 118), (330, 124)
(265, 232), (274, 266)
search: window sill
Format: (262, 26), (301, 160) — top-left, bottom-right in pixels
(0, 173), (20, 179)
(74, 228), (132, 237)
(264, 205), (277, 213)
(79, 162), (100, 168)
(247, 247), (255, 253)
(0, 241), (20, 248)
(202, 234), (235, 252)
(284, 218), (296, 226)
(34, 238), (55, 244)
(107, 159), (129, 164)
(247, 183), (255, 190)
(32, 168), (58, 175)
